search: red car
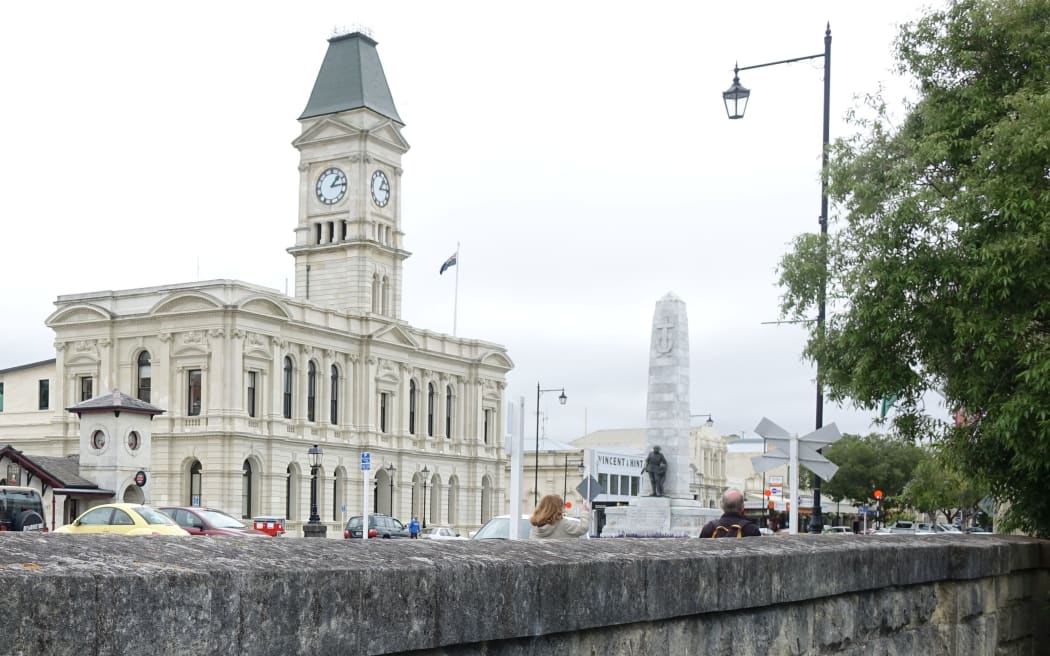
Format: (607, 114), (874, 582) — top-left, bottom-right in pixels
(159, 507), (271, 537)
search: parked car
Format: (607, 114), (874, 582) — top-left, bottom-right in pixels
(420, 526), (466, 540)
(822, 526), (854, 535)
(159, 506), (270, 537)
(344, 514), (410, 539)
(54, 503), (188, 536)
(471, 514), (533, 540)
(0, 485), (46, 532)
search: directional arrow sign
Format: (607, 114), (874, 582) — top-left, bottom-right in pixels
(752, 418), (842, 535)
(753, 418), (841, 481)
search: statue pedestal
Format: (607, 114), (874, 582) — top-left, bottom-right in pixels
(603, 496), (721, 538)
(303, 522), (328, 538)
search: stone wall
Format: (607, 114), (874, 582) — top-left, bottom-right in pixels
(2, 533), (1046, 655)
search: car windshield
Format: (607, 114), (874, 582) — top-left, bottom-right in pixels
(198, 509), (246, 529)
(137, 507), (178, 525)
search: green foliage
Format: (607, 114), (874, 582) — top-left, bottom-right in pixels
(777, 0), (1050, 536)
(901, 448), (989, 523)
(820, 433), (925, 505)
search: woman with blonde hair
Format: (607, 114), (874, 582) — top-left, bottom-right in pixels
(529, 494), (589, 539)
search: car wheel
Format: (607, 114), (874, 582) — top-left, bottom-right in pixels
(13, 510), (45, 532)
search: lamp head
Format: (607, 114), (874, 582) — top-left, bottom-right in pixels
(577, 461), (586, 475)
(386, 463), (396, 473)
(308, 444), (323, 468)
(558, 390), (567, 405)
(723, 65), (750, 120)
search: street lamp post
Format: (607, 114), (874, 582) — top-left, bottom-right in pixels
(723, 23), (832, 533)
(420, 465), (429, 528)
(304, 444), (327, 538)
(386, 463), (396, 516)
(534, 383), (567, 507)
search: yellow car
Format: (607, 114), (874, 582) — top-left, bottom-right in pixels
(55, 503), (189, 536)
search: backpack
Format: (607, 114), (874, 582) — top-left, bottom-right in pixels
(711, 523), (744, 538)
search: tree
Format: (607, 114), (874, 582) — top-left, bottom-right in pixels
(777, 0), (1050, 536)
(901, 449), (989, 525)
(820, 433), (924, 507)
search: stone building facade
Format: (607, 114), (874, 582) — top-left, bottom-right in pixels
(0, 31), (512, 535)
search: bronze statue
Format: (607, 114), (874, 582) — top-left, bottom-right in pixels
(641, 446), (668, 496)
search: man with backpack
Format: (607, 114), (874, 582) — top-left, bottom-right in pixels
(700, 488), (763, 538)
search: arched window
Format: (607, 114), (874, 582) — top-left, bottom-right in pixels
(242, 460), (253, 518)
(307, 361), (317, 422)
(381, 276), (390, 315)
(189, 461), (202, 506)
(371, 274), (380, 313)
(282, 357), (293, 419)
(445, 385), (453, 438)
(408, 380), (417, 435)
(136, 351), (151, 403)
(330, 365), (339, 424)
(427, 383), (435, 436)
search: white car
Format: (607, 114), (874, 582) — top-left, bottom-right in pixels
(420, 526), (466, 540)
(822, 526), (853, 535)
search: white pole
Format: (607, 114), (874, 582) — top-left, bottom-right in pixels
(509, 396), (525, 539)
(362, 465), (370, 542)
(452, 243), (460, 337)
(585, 449), (593, 538)
(789, 435), (799, 535)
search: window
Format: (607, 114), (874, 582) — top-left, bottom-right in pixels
(247, 371), (257, 418)
(38, 379), (49, 410)
(446, 385), (453, 438)
(80, 376), (94, 402)
(307, 361), (317, 422)
(408, 380), (417, 435)
(483, 409), (492, 444)
(189, 461), (202, 506)
(136, 352), (151, 403)
(380, 392), (389, 433)
(282, 357), (293, 419)
(330, 365), (338, 424)
(427, 383), (435, 436)
(187, 369), (202, 416)
(242, 461), (253, 519)
(0, 382), (4, 412)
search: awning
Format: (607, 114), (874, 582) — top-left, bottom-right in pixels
(51, 488), (115, 497)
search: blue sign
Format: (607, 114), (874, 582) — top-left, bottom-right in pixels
(360, 452), (371, 471)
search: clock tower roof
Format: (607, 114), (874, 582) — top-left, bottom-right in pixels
(299, 31), (403, 124)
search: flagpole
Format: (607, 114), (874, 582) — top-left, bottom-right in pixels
(453, 243), (460, 336)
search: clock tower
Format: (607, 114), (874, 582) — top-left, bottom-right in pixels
(289, 31), (410, 317)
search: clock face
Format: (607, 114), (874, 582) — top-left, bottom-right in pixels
(315, 167), (347, 205)
(370, 170), (390, 207)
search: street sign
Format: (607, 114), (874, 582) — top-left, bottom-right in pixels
(769, 486), (783, 497)
(752, 419), (842, 481)
(576, 476), (604, 502)
(360, 452), (371, 471)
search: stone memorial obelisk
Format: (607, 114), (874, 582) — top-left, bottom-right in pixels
(602, 293), (721, 537)
(644, 292), (691, 499)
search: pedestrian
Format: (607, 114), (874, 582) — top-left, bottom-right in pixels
(700, 488), (763, 538)
(529, 494), (589, 539)
(409, 515), (421, 539)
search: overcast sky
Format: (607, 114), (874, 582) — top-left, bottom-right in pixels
(0, 2), (947, 442)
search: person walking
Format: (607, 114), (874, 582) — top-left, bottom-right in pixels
(408, 515), (421, 539)
(529, 494), (589, 539)
(700, 488), (762, 538)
